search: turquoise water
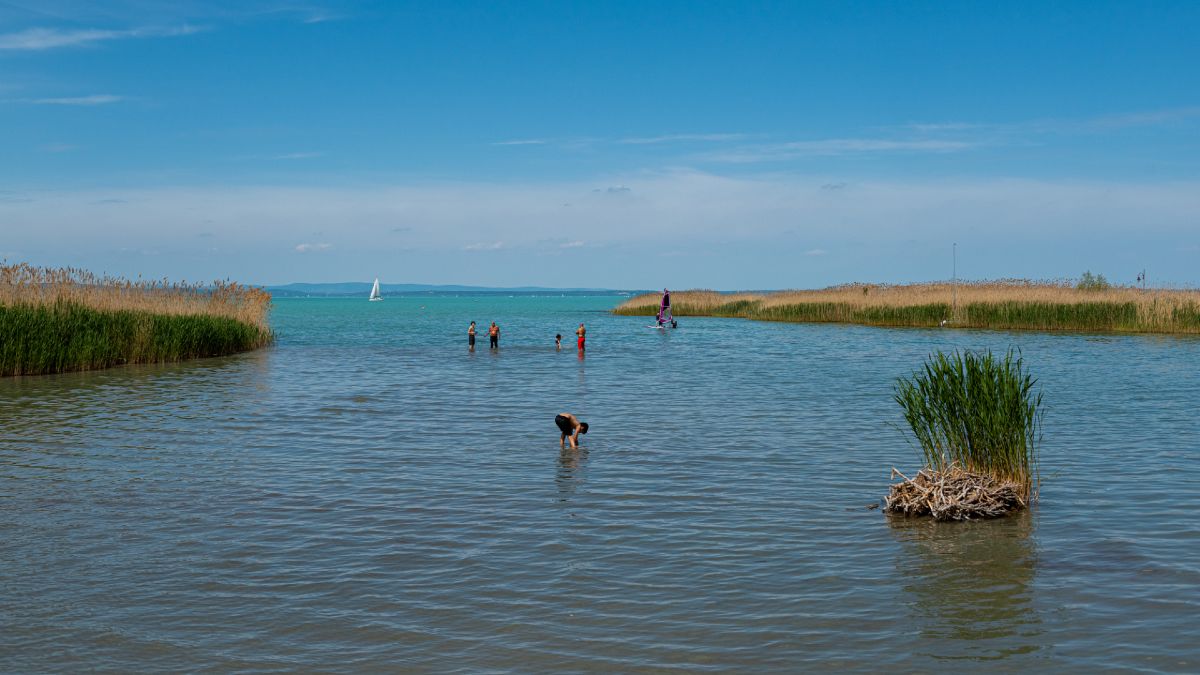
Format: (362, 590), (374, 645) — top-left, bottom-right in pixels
(2, 296), (1198, 672)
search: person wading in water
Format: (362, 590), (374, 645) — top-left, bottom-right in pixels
(554, 412), (589, 449)
(488, 321), (500, 349)
(468, 321), (476, 351)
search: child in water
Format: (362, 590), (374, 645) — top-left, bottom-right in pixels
(555, 412), (589, 449)
(555, 334), (562, 350)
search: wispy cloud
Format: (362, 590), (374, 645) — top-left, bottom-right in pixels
(9, 173), (1200, 284)
(491, 139), (548, 146)
(29, 94), (122, 106)
(41, 142), (77, 152)
(465, 241), (505, 251)
(904, 122), (983, 133)
(0, 25), (203, 51)
(705, 138), (976, 163)
(302, 12), (343, 24)
(1077, 106), (1200, 131)
(804, 248), (828, 256)
(295, 242), (332, 253)
(898, 106), (1200, 137)
(233, 151), (323, 161)
(494, 134), (747, 149)
(618, 133), (748, 145)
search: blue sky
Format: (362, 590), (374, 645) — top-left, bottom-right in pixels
(2, 1), (1198, 288)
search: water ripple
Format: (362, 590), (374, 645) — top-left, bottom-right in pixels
(2, 297), (1198, 672)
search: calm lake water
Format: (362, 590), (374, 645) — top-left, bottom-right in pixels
(2, 296), (1198, 672)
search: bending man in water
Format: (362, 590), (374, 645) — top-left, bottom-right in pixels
(554, 412), (589, 449)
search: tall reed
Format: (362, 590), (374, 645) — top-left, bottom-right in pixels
(615, 281), (1200, 334)
(894, 349), (1042, 498)
(1, 262), (273, 376)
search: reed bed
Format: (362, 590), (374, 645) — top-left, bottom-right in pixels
(886, 349), (1042, 520)
(1, 262), (272, 376)
(614, 281), (1200, 333)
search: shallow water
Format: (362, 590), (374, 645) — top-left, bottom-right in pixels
(2, 296), (1198, 672)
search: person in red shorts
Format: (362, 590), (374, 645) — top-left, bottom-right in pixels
(575, 322), (586, 351)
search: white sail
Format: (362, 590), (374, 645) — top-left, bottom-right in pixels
(369, 278), (383, 301)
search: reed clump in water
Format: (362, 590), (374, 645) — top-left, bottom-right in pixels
(885, 465), (1026, 521)
(614, 280), (1200, 333)
(1, 262), (273, 376)
(885, 349), (1042, 521)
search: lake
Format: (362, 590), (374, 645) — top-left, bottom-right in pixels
(2, 296), (1197, 672)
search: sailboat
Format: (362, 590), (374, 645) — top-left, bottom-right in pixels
(369, 277), (383, 302)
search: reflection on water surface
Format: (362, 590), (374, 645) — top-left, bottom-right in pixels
(891, 512), (1042, 661)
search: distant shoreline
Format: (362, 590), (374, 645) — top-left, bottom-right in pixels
(267, 282), (643, 298)
(614, 283), (1200, 334)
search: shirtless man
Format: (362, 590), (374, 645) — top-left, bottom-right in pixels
(488, 321), (500, 349)
(468, 321), (476, 351)
(554, 412), (589, 449)
(575, 323), (586, 351)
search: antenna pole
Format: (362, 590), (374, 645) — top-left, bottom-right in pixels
(952, 242), (957, 319)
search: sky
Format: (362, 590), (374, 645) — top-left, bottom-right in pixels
(1, 0), (1198, 289)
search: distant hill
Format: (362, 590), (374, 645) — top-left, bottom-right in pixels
(266, 282), (641, 297)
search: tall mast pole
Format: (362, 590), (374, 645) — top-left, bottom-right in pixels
(952, 242), (957, 319)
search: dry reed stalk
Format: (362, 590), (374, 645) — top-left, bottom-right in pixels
(884, 465), (1027, 521)
(615, 281), (1200, 333)
(0, 262), (271, 330)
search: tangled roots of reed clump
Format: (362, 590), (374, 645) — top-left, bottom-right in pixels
(885, 465), (1027, 521)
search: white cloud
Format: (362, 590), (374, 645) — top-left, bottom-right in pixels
(302, 12), (343, 24)
(897, 106), (1200, 139)
(492, 139), (547, 146)
(295, 242), (332, 253)
(705, 138), (976, 163)
(465, 241), (505, 251)
(274, 152), (322, 160)
(29, 94), (123, 106)
(619, 133), (748, 145)
(9, 173), (1200, 285)
(804, 248), (828, 256)
(1073, 106), (1200, 131)
(904, 122), (983, 133)
(0, 25), (203, 51)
